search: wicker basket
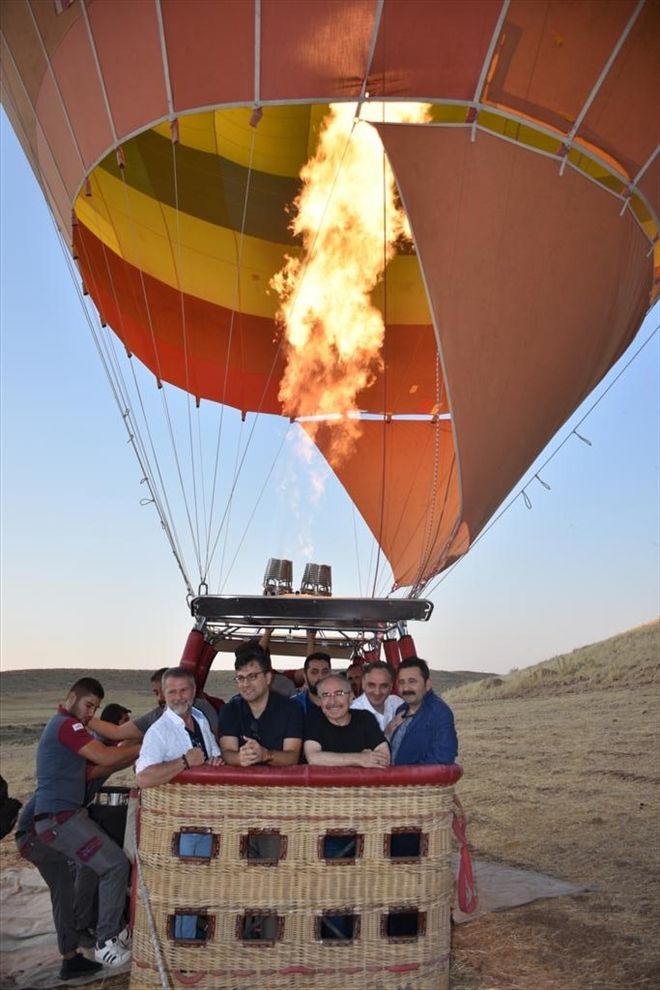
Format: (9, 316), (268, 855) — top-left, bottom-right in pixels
(130, 765), (461, 990)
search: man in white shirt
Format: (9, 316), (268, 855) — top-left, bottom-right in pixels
(136, 669), (222, 788)
(350, 661), (402, 731)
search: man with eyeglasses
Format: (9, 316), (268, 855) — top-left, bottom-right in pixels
(135, 669), (223, 789)
(304, 674), (390, 768)
(218, 649), (304, 766)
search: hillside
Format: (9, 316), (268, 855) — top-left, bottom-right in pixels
(445, 619), (659, 703)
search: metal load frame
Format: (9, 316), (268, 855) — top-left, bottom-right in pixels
(189, 595), (433, 658)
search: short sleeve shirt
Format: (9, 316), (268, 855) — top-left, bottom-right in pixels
(133, 706), (163, 736)
(305, 708), (386, 753)
(218, 691), (304, 751)
(34, 708), (96, 814)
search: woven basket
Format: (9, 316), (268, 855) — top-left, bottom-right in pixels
(130, 765), (461, 990)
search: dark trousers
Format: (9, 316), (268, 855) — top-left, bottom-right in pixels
(33, 808), (128, 944)
(15, 829), (87, 955)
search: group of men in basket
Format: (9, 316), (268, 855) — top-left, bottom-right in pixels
(14, 641), (457, 980)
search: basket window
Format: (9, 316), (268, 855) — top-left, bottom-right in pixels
(382, 908), (427, 941)
(172, 828), (218, 861)
(320, 830), (364, 863)
(385, 828), (428, 861)
(167, 911), (215, 945)
(316, 912), (360, 943)
(238, 912), (283, 943)
(240, 830), (287, 864)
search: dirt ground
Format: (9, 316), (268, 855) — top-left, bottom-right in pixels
(1, 668), (658, 989)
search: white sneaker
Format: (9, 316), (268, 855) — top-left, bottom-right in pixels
(95, 936), (131, 967)
(116, 926), (132, 950)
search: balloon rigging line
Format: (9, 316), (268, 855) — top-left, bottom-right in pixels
(559, 0), (645, 172)
(412, 357), (446, 591)
(423, 318), (659, 599)
(371, 107), (391, 600)
(75, 228), (193, 590)
(206, 125), (259, 585)
(202, 32), (399, 589)
(25, 2), (86, 172)
(411, 453), (458, 599)
(204, 104), (371, 585)
(351, 504), (363, 598)
(51, 219), (195, 596)
(154, 0), (175, 117)
(472, 0), (510, 105)
(81, 221), (192, 585)
(169, 135), (204, 579)
(76, 197), (194, 589)
(220, 425), (292, 593)
(80, 0), (119, 145)
(215, 414), (246, 594)
(113, 161), (205, 580)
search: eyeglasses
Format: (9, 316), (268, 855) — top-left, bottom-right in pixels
(319, 690), (351, 700)
(234, 671), (265, 684)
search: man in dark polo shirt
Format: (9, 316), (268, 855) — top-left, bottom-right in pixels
(304, 673), (390, 768)
(23, 677), (140, 978)
(218, 648), (304, 766)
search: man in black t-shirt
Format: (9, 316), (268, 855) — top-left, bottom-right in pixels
(304, 674), (390, 768)
(218, 649), (304, 766)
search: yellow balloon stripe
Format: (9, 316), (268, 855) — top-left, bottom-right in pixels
(153, 105), (329, 178)
(75, 164), (432, 323)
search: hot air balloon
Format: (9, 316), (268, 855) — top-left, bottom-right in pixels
(3, 0), (657, 602)
(2, 2), (657, 987)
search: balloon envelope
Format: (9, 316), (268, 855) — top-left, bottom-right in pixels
(2, 0), (657, 587)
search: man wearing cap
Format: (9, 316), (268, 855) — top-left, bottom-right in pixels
(387, 657), (458, 766)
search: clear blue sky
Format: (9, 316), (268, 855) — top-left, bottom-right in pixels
(1, 110), (658, 675)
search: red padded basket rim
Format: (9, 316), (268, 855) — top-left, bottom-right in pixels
(174, 764), (462, 788)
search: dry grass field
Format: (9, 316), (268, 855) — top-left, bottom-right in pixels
(1, 621), (658, 989)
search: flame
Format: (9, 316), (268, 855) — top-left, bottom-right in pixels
(271, 101), (430, 464)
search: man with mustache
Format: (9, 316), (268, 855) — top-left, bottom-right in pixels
(387, 657), (458, 766)
(304, 674), (390, 768)
(135, 668), (222, 788)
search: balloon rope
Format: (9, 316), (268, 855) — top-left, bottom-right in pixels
(56, 223), (195, 595)
(207, 126), (259, 586)
(220, 425), (292, 592)
(351, 504), (363, 597)
(370, 101), (390, 599)
(135, 851), (172, 990)
(76, 216), (193, 588)
(111, 161), (206, 579)
(169, 135), (204, 581)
